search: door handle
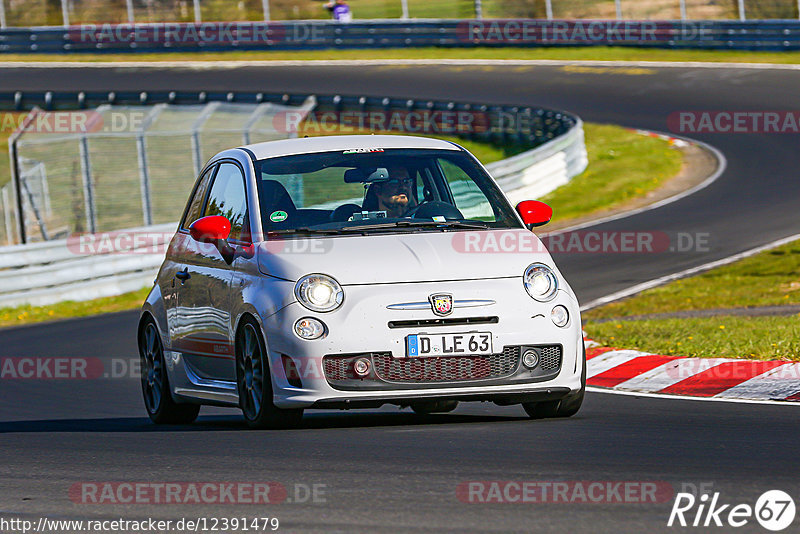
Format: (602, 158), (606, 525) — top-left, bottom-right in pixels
(175, 268), (191, 282)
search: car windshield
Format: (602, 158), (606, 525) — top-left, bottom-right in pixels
(254, 148), (521, 236)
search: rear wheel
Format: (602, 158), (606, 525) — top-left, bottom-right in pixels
(410, 400), (459, 415)
(523, 341), (586, 419)
(236, 319), (304, 429)
(139, 318), (200, 424)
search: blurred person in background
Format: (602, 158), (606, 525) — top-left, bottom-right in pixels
(324, 0), (353, 22)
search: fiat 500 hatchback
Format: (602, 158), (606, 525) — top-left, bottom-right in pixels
(138, 135), (585, 428)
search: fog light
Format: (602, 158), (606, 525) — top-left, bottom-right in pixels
(522, 349), (539, 369)
(294, 317), (326, 340)
(551, 305), (569, 328)
(353, 357), (371, 377)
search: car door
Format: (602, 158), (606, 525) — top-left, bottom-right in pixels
(172, 161), (249, 381)
(163, 163), (217, 351)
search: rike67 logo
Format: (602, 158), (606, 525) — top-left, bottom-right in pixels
(668, 490), (796, 531)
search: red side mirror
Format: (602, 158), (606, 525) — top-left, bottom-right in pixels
(516, 200), (553, 228)
(189, 216), (231, 243)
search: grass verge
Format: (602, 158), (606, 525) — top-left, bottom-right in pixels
(6, 47), (800, 64)
(587, 316), (800, 361)
(0, 122), (684, 327)
(542, 123), (682, 225)
(0, 286), (150, 329)
(583, 239), (800, 361)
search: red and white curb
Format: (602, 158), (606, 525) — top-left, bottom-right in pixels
(584, 339), (800, 403)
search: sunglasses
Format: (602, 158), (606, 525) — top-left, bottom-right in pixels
(381, 178), (414, 187)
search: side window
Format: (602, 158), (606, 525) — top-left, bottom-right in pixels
(204, 162), (249, 242)
(181, 165), (216, 231)
(438, 158), (496, 222)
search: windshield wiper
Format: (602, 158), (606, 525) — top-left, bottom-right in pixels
(267, 227), (342, 236)
(340, 220), (490, 232)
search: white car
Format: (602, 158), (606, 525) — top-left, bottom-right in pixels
(138, 135), (585, 428)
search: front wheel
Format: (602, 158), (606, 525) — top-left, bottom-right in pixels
(523, 341), (586, 419)
(139, 318), (200, 424)
(236, 319), (304, 429)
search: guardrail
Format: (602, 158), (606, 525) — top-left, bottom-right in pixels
(1, 90), (586, 307)
(4, 19), (800, 53)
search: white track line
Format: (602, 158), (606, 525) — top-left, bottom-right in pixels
(4, 59), (800, 70)
(587, 386), (800, 406)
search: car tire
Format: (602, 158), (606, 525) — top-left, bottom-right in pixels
(235, 318), (304, 429)
(522, 341), (586, 420)
(410, 400), (459, 415)
(139, 318), (200, 425)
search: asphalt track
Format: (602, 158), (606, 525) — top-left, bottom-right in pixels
(1, 63), (799, 533)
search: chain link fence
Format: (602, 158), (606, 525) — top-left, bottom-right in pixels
(7, 98), (314, 243)
(2, 0), (799, 27)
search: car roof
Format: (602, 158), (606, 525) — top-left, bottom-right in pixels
(240, 134), (462, 160)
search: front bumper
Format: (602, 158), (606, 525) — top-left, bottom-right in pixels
(259, 278), (583, 408)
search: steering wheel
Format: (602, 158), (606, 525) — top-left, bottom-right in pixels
(406, 201), (464, 220)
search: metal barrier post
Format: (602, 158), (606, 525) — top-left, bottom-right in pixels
(615, 0), (622, 19)
(193, 0), (201, 23)
(190, 102), (220, 178)
(474, 0), (482, 19)
(136, 104), (165, 226)
(126, 0), (134, 22)
(1, 187), (13, 245)
(679, 0), (687, 20)
(61, 0), (70, 26)
(79, 136), (97, 234)
(738, 0), (746, 20)
(0, 0), (7, 29)
(545, 0), (553, 20)
(401, 0), (409, 19)
(262, 0), (270, 21)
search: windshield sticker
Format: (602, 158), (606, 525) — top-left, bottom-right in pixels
(343, 148), (384, 155)
(432, 216), (447, 223)
(269, 211), (288, 223)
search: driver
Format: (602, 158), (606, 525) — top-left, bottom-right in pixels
(369, 166), (417, 218)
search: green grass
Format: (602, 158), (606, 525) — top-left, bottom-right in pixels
(584, 240), (800, 320)
(0, 286), (151, 329)
(8, 47), (800, 64)
(587, 316), (800, 361)
(583, 238), (800, 361)
(542, 123), (682, 224)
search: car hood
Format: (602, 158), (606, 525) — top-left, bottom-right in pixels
(256, 229), (554, 285)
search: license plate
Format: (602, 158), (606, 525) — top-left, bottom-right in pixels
(406, 332), (493, 357)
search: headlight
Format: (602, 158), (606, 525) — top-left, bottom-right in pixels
(294, 274), (344, 312)
(294, 317), (327, 340)
(551, 305), (569, 328)
(523, 263), (558, 302)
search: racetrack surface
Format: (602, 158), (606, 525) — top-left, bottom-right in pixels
(2, 63), (799, 532)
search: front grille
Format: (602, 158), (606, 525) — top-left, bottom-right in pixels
(538, 345), (562, 371)
(322, 345), (562, 390)
(373, 347), (520, 383)
(324, 347), (520, 385)
(388, 317), (499, 329)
